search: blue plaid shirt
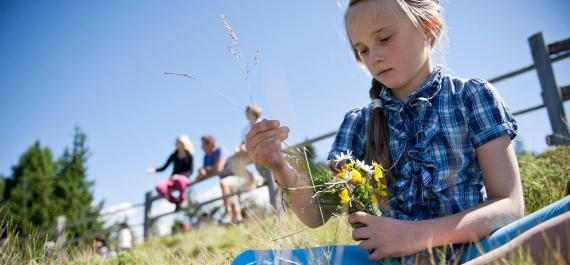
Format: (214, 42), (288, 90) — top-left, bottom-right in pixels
(327, 66), (517, 262)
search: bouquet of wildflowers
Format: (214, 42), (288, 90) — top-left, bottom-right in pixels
(310, 150), (387, 225)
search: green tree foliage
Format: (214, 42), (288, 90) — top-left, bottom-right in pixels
(53, 126), (103, 240)
(0, 127), (103, 244)
(0, 176), (5, 202)
(2, 141), (56, 235)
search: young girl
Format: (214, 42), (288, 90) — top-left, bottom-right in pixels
(147, 134), (194, 207)
(244, 0), (569, 263)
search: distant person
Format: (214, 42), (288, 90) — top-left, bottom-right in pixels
(117, 222), (132, 251)
(93, 234), (111, 257)
(147, 134), (194, 209)
(195, 135), (260, 224)
(228, 105), (266, 189)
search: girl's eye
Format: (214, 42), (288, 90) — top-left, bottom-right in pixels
(380, 36), (391, 43)
(358, 48), (368, 55)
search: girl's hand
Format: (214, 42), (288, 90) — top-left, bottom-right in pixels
(348, 212), (423, 261)
(245, 119), (289, 172)
(146, 167), (156, 174)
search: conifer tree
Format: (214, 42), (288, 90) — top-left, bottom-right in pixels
(3, 141), (56, 235)
(54, 126), (103, 239)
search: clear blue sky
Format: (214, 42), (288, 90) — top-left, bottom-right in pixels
(1, 0), (569, 212)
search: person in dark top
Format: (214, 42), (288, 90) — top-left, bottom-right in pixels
(147, 135), (194, 206)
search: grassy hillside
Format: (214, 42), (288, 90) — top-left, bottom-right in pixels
(3, 147), (569, 264)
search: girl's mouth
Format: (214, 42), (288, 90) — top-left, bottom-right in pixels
(376, 68), (392, 77)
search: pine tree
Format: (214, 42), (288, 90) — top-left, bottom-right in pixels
(53, 126), (103, 240)
(3, 141), (56, 235)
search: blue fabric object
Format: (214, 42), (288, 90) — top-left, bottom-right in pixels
(231, 197), (570, 264)
(203, 147), (225, 168)
(203, 147), (232, 178)
(460, 195), (570, 263)
(231, 245), (399, 265)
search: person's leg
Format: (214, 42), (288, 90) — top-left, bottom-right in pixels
(465, 211), (570, 265)
(172, 175), (190, 203)
(229, 153), (254, 180)
(232, 197), (243, 222)
(222, 176), (249, 222)
(156, 180), (176, 203)
(461, 195), (570, 262)
(220, 179), (233, 222)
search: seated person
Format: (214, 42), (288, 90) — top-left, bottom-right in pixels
(147, 134), (194, 208)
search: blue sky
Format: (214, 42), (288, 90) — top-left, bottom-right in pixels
(1, 0), (569, 223)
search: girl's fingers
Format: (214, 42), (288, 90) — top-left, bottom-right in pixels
(247, 119), (280, 139)
(358, 238), (374, 250)
(352, 227), (370, 241)
(247, 126), (288, 150)
(252, 136), (282, 163)
(367, 248), (384, 261)
(348, 211), (371, 226)
(277, 126), (289, 141)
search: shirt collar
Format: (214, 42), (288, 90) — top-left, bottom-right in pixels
(378, 66), (443, 110)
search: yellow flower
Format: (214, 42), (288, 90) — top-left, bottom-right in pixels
(350, 169), (365, 185)
(372, 162), (384, 182)
(338, 168), (349, 180)
(338, 189), (350, 204)
(371, 194), (378, 204)
(344, 160), (355, 170)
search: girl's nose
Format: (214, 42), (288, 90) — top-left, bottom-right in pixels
(370, 49), (384, 65)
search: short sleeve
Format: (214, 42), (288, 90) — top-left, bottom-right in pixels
(462, 78), (518, 148)
(215, 147), (226, 162)
(327, 107), (369, 161)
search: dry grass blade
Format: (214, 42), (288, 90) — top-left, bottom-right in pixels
(254, 50), (261, 65)
(221, 15), (239, 45)
(228, 47), (241, 60)
(163, 72), (196, 80)
(163, 71), (244, 110)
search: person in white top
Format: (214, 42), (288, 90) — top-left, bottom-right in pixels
(222, 105), (265, 224)
(117, 222), (132, 251)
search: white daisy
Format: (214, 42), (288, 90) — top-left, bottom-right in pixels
(333, 150), (353, 166)
(355, 159), (373, 174)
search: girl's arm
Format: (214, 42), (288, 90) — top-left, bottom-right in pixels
(155, 153), (175, 173)
(246, 119), (331, 228)
(350, 135), (524, 260)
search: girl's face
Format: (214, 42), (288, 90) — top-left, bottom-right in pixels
(176, 140), (184, 152)
(347, 0), (432, 100)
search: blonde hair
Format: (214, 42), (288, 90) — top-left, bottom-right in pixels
(177, 134), (194, 155)
(344, 0), (445, 173)
(346, 0), (445, 59)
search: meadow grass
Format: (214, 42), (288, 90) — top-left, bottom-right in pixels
(2, 147), (568, 264)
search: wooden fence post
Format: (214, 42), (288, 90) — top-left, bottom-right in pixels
(55, 216), (66, 243)
(265, 171), (280, 211)
(143, 191), (153, 241)
(529, 32), (570, 146)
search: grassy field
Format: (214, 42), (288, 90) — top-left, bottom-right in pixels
(2, 147), (569, 264)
